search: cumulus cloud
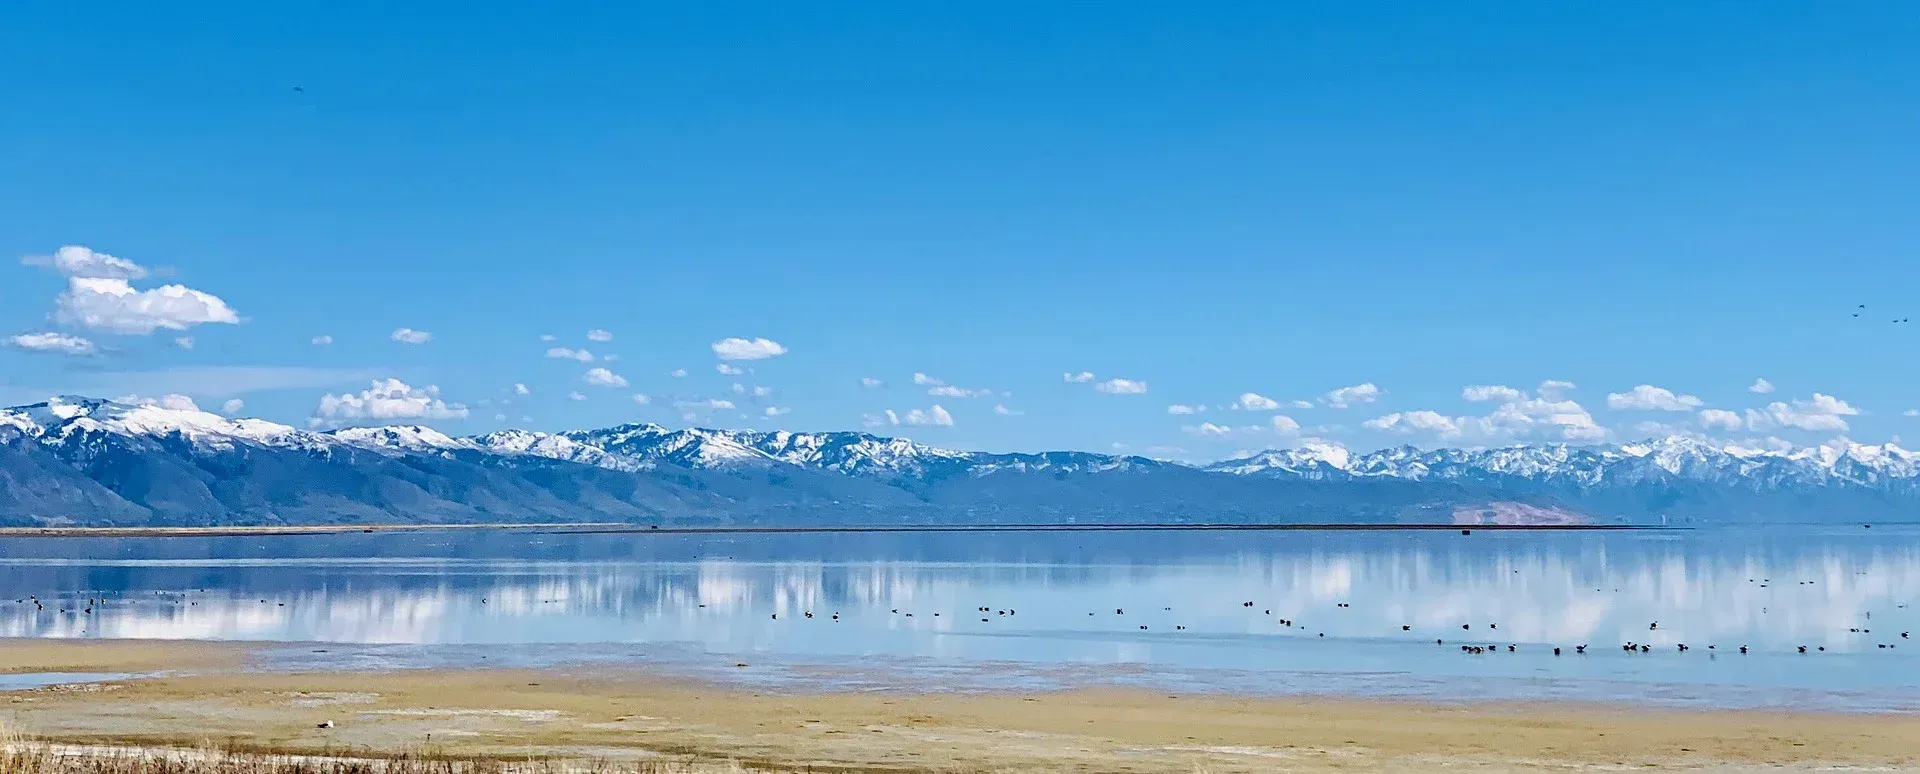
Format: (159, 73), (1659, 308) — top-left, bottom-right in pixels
(669, 369), (688, 378)
(631, 393), (651, 405)
(55, 277), (240, 335)
(1906, 409), (1920, 418)
(993, 404), (1020, 416)
(1746, 393), (1859, 433)
(1364, 410), (1462, 437)
(1183, 422), (1232, 437)
(568, 391), (587, 401)
(912, 373), (944, 386)
(174, 336), (194, 350)
(764, 406), (790, 417)
(1322, 382), (1382, 408)
(1235, 393), (1281, 411)
(1095, 378), (1148, 395)
(861, 377), (883, 388)
(1167, 404), (1205, 415)
(5, 331), (97, 356)
(390, 328), (431, 345)
(1270, 415), (1301, 435)
(312, 379), (468, 425)
(311, 335), (333, 346)
(118, 393), (200, 412)
(903, 405), (954, 426)
(512, 383), (531, 396)
(716, 364), (744, 376)
(23, 245), (151, 279)
(1606, 384), (1704, 412)
(539, 334), (556, 342)
(221, 398), (245, 415)
(1363, 395), (1606, 443)
(546, 347), (593, 362)
(585, 329), (613, 342)
(1462, 385), (1525, 403)
(1290, 400), (1314, 409)
(751, 385), (772, 397)
(1063, 371), (1095, 383)
(1749, 378), (1775, 394)
(711, 337), (787, 360)
(1698, 408), (1742, 431)
(582, 368), (628, 388)
(1537, 379), (1576, 396)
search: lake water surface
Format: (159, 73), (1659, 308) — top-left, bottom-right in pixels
(3, 526), (1919, 711)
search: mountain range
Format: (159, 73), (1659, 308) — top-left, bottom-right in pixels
(2, 396), (1916, 528)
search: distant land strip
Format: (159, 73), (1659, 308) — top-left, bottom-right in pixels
(0, 522), (1665, 538)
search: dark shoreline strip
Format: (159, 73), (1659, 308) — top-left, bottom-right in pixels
(0, 522), (1668, 539)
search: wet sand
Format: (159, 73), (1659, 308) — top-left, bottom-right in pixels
(3, 641), (1919, 771)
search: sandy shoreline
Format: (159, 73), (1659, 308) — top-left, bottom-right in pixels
(1, 640), (1917, 771)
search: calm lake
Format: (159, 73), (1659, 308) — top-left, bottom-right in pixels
(3, 526), (1919, 710)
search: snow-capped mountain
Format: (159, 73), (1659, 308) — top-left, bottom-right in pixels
(6, 395), (1920, 527)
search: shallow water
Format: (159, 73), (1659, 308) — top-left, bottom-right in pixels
(3, 526), (1918, 710)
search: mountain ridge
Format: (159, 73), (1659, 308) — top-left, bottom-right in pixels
(2, 395), (1916, 527)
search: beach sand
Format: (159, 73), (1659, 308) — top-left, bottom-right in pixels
(4, 641), (1919, 771)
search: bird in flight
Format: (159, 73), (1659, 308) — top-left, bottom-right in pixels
(293, 86), (304, 93)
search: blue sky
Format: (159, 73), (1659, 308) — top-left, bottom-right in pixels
(3, 2), (1918, 459)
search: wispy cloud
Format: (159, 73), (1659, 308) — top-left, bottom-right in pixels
(712, 337), (787, 360)
(390, 328), (432, 345)
(1095, 378), (1148, 395)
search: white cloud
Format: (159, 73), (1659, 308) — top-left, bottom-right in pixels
(1462, 385), (1526, 403)
(5, 331), (97, 356)
(707, 399), (737, 410)
(312, 379), (468, 425)
(539, 334), (556, 342)
(1364, 410), (1462, 437)
(1698, 408), (1743, 431)
(903, 405), (954, 426)
(1063, 371), (1095, 383)
(1235, 393), (1281, 411)
(1183, 422), (1232, 437)
(512, 383), (531, 396)
(118, 393), (201, 412)
(1746, 393), (1859, 433)
(24, 245), (150, 279)
(55, 277), (240, 335)
(1167, 404), (1205, 415)
(711, 337), (787, 361)
(730, 383), (746, 395)
(912, 372), (944, 386)
(669, 369), (688, 378)
(928, 384), (991, 398)
(585, 329), (613, 342)
(993, 404), (1021, 416)
(1906, 409), (1920, 417)
(1095, 378), (1148, 395)
(220, 398), (245, 415)
(861, 377), (883, 388)
(173, 336), (194, 350)
(716, 364), (745, 376)
(1322, 383), (1382, 409)
(495, 413), (507, 421)
(1537, 379), (1577, 397)
(1606, 384), (1704, 412)
(631, 393), (651, 405)
(751, 385), (772, 397)
(1270, 415), (1302, 435)
(311, 335), (333, 346)
(1289, 399), (1314, 409)
(1749, 378), (1775, 394)
(764, 406), (790, 417)
(568, 391), (587, 401)
(546, 347), (594, 362)
(583, 367), (628, 388)
(390, 328), (431, 345)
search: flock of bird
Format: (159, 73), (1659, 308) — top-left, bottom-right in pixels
(1854, 303), (1911, 323)
(754, 594), (1916, 658)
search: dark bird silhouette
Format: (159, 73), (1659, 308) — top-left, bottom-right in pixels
(1739, 646), (1749, 654)
(1553, 647), (1562, 656)
(293, 86), (304, 92)
(1575, 645), (1586, 654)
(1402, 625), (1411, 631)
(1798, 646), (1807, 653)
